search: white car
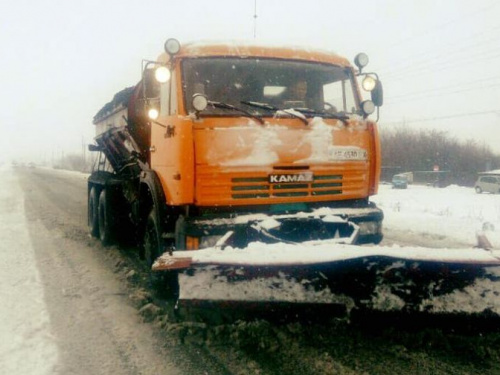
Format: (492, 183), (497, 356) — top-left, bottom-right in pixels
(474, 175), (500, 194)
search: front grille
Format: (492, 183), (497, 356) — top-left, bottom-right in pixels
(195, 166), (368, 205)
(231, 174), (342, 199)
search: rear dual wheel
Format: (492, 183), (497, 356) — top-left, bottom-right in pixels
(98, 190), (114, 245)
(88, 187), (114, 245)
(88, 187), (99, 238)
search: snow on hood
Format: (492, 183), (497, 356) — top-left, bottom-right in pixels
(219, 122), (282, 166)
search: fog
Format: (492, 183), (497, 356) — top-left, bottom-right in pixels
(1, 0), (499, 164)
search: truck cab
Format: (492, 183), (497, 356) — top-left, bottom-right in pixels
(89, 39), (384, 264)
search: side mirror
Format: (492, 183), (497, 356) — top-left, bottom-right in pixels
(371, 80), (383, 107)
(88, 144), (102, 152)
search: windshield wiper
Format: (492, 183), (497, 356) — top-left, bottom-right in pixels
(241, 101), (349, 125)
(291, 107), (349, 123)
(241, 100), (279, 111)
(208, 101), (265, 125)
(241, 101), (308, 125)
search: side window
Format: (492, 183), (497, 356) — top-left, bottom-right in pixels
(323, 79), (356, 113)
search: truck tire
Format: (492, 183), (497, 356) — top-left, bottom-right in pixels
(144, 208), (161, 267)
(88, 187), (99, 238)
(143, 208), (179, 299)
(98, 189), (113, 245)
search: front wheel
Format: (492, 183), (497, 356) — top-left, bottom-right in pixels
(475, 186), (482, 194)
(143, 208), (179, 299)
(144, 209), (161, 267)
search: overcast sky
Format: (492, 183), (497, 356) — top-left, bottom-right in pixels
(1, 0), (499, 164)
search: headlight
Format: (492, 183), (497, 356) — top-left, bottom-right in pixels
(361, 100), (375, 115)
(358, 221), (381, 236)
(148, 108), (159, 120)
(164, 38), (181, 55)
(362, 76), (377, 92)
(155, 66), (171, 83)
(354, 53), (369, 70)
(192, 93), (208, 112)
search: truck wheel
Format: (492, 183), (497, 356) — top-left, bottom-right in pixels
(144, 209), (161, 267)
(88, 187), (99, 238)
(98, 189), (113, 245)
(143, 208), (179, 299)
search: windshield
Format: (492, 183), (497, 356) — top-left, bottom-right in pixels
(182, 57), (360, 117)
(393, 176), (407, 182)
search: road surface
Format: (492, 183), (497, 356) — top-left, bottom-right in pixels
(7, 166), (500, 375)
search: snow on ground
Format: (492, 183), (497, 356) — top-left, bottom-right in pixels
(373, 183), (500, 247)
(374, 183), (500, 313)
(0, 164), (58, 375)
(1, 164), (500, 373)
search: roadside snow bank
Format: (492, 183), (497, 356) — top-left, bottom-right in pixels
(373, 183), (500, 313)
(373, 184), (500, 247)
(0, 165), (59, 374)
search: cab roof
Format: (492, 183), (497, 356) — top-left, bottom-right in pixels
(160, 41), (352, 67)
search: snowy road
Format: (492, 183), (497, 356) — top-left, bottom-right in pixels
(3, 165), (500, 375)
(1, 166), (229, 375)
(0, 166), (58, 374)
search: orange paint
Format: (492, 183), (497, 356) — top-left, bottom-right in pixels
(151, 43), (380, 208)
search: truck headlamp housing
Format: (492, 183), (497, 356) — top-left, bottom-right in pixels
(362, 75), (377, 92)
(358, 221), (381, 236)
(164, 38), (181, 55)
(354, 53), (369, 71)
(361, 100), (375, 116)
(155, 66), (171, 83)
(148, 108), (159, 120)
(192, 94), (208, 112)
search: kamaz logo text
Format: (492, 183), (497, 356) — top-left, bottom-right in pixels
(268, 172), (313, 184)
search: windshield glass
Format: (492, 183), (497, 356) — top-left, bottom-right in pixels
(393, 175), (407, 182)
(182, 57), (360, 117)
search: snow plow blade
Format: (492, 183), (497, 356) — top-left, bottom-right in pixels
(152, 233), (500, 311)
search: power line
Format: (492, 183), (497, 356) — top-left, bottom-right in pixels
(388, 75), (500, 100)
(386, 82), (500, 104)
(383, 109), (500, 125)
(382, 1), (499, 50)
(379, 32), (500, 78)
(385, 49), (500, 80)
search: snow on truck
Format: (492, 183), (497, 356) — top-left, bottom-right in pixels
(89, 39), (500, 309)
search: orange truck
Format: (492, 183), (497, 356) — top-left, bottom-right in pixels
(89, 38), (389, 299)
(89, 39), (500, 307)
